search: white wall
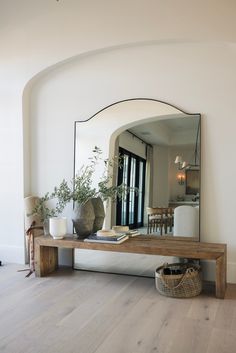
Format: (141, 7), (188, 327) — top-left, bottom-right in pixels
(119, 131), (146, 160)
(151, 144), (198, 207)
(1, 1), (236, 282)
(169, 145), (197, 201)
(152, 146), (169, 207)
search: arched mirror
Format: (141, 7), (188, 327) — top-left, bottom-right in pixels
(74, 99), (201, 276)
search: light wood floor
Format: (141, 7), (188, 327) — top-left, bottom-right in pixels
(74, 249), (178, 277)
(1, 264), (236, 353)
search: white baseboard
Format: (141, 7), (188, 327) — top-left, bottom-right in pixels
(0, 245), (25, 264)
(200, 260), (236, 284)
(0, 245), (72, 267)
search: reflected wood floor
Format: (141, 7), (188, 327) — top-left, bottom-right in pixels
(74, 249), (178, 277)
(1, 264), (236, 353)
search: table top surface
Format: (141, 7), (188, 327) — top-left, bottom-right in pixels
(35, 234), (226, 260)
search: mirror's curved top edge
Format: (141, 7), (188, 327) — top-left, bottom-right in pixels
(75, 98), (201, 124)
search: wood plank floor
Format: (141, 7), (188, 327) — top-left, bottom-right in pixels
(74, 249), (178, 277)
(1, 264), (236, 353)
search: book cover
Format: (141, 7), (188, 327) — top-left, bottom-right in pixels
(86, 233), (127, 241)
(84, 234), (129, 244)
(96, 229), (131, 239)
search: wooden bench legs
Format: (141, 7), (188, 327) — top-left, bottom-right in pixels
(35, 243), (58, 277)
(215, 251), (227, 299)
(34, 238), (227, 299)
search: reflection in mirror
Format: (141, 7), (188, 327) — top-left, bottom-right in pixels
(74, 99), (201, 277)
(116, 116), (200, 236)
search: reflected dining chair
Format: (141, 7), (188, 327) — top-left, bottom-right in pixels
(166, 207), (174, 233)
(147, 207), (163, 235)
(147, 207), (174, 235)
(146, 207), (166, 235)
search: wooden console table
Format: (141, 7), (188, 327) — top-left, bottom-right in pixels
(34, 235), (227, 299)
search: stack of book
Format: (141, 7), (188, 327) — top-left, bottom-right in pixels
(84, 229), (129, 244)
(84, 228), (141, 244)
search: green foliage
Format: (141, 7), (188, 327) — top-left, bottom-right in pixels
(28, 180), (71, 222)
(97, 152), (127, 202)
(70, 145), (130, 205)
(28, 146), (139, 221)
(71, 146), (102, 205)
(51, 179), (72, 214)
(72, 165), (97, 205)
(28, 193), (55, 222)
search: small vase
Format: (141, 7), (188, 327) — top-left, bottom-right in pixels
(72, 200), (95, 239)
(43, 219), (49, 236)
(49, 217), (67, 239)
(90, 197), (105, 233)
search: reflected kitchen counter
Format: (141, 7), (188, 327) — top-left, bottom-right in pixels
(168, 201), (199, 208)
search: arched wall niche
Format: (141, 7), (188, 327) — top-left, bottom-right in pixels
(23, 41), (210, 274)
(23, 40), (205, 201)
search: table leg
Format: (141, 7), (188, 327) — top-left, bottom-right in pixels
(35, 242), (58, 277)
(216, 251), (227, 299)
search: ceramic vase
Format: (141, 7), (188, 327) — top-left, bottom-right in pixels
(90, 197), (105, 233)
(49, 217), (67, 239)
(72, 200), (95, 239)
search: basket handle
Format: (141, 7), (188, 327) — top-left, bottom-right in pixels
(161, 267), (196, 290)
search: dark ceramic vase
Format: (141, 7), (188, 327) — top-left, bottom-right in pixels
(90, 197), (105, 233)
(72, 200), (95, 239)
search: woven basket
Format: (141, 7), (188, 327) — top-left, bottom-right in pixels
(155, 262), (202, 298)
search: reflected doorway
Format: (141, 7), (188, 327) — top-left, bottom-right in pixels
(116, 147), (146, 229)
